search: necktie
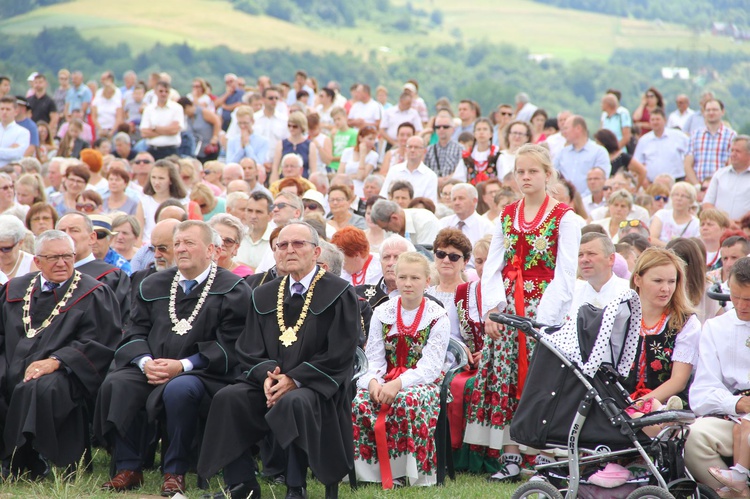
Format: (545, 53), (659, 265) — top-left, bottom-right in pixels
(183, 280), (198, 295)
(457, 220), (466, 232)
(292, 281), (305, 296)
(43, 281), (60, 293)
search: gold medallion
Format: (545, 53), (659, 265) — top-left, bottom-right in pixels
(280, 327), (298, 347)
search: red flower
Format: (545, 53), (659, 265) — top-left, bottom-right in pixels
(407, 438), (416, 452)
(360, 444), (372, 460)
(387, 437), (396, 450)
(429, 417), (437, 428)
(396, 406), (406, 418)
(491, 412), (505, 426)
(471, 391), (481, 404)
(418, 424), (429, 439)
(476, 408), (485, 421)
(400, 419), (408, 433)
(650, 359), (663, 371)
(397, 437), (408, 452)
(422, 461), (432, 473)
(359, 403), (369, 413)
(362, 417), (372, 429)
(491, 392), (501, 405)
(417, 447), (427, 463)
(352, 426), (360, 440)
(389, 422), (398, 435)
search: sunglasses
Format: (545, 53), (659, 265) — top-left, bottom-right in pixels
(95, 231), (109, 240)
(700, 185), (709, 192)
(654, 195), (669, 202)
(435, 250), (463, 262)
(287, 124), (299, 129)
(222, 237), (237, 247)
(602, 186), (612, 191)
(304, 203), (321, 211)
(646, 93), (656, 98)
(266, 96), (279, 100)
(75, 203), (97, 212)
(0, 242), (17, 253)
(500, 112), (514, 116)
(272, 202), (292, 211)
(0, 185), (13, 192)
(133, 159), (152, 165)
(619, 219), (644, 229)
(434, 125), (452, 130)
(149, 244), (169, 253)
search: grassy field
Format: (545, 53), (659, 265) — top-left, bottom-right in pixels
(0, 0), (747, 63)
(0, 448), (520, 498)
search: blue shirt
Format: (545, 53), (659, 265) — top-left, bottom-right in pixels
(633, 129), (689, 181)
(221, 89), (245, 125)
(226, 132), (270, 164)
(600, 108), (632, 150)
(554, 139), (611, 197)
(104, 247), (132, 275)
(65, 84), (93, 115)
(16, 118), (39, 147)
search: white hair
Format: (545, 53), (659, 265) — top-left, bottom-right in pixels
(451, 182), (478, 200)
(380, 234), (415, 257)
(281, 153), (304, 169)
(34, 230), (75, 255)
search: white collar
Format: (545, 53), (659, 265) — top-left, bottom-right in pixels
(288, 265), (319, 294)
(74, 253), (96, 268)
(178, 263), (212, 287)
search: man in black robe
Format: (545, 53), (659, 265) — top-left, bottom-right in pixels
(0, 230), (120, 478)
(94, 221), (251, 496)
(198, 221), (360, 499)
(356, 234), (415, 309)
(56, 212), (131, 324)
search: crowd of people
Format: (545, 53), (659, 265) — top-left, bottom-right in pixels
(0, 67), (749, 498)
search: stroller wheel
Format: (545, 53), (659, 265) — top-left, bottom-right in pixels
(695, 484), (721, 499)
(626, 485), (676, 499)
(510, 481), (564, 499)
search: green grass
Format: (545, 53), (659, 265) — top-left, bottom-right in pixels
(0, 449), (519, 498)
(0, 0), (748, 63)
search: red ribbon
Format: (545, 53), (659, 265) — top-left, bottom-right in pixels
(448, 369), (476, 449)
(503, 257), (529, 397)
(374, 366), (408, 489)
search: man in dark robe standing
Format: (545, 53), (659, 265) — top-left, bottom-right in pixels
(0, 230), (120, 478)
(56, 212), (131, 324)
(198, 221), (360, 499)
(94, 221), (251, 496)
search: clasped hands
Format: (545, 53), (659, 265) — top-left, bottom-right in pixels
(368, 378), (402, 406)
(144, 358), (184, 385)
(264, 366), (297, 408)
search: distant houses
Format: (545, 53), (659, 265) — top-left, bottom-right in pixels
(711, 22), (750, 41)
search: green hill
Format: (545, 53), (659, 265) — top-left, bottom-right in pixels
(1, 0), (748, 62)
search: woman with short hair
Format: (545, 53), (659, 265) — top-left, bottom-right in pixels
(0, 214), (36, 281)
(208, 214), (253, 277)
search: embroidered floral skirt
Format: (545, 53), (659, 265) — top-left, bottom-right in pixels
(462, 296), (538, 450)
(352, 383), (441, 486)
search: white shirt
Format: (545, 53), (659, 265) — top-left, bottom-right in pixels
(340, 253), (382, 286)
(237, 225), (273, 270)
(380, 161), (438, 204)
(703, 165), (750, 220)
(582, 193), (607, 215)
(482, 206), (580, 326)
(380, 106), (423, 138)
(348, 99), (382, 128)
(140, 100), (184, 147)
(566, 274), (631, 320)
(439, 212), (494, 242)
(92, 92), (123, 130)
(0, 121), (31, 167)
(403, 208), (440, 245)
(178, 264), (212, 293)
(690, 310), (750, 417)
(589, 204), (650, 226)
(544, 133), (567, 162)
(358, 297), (449, 390)
(515, 102), (538, 123)
(633, 129), (689, 181)
(667, 108), (695, 130)
(340, 148), (378, 199)
(253, 109), (289, 153)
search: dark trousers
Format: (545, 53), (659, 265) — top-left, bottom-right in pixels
(224, 443), (307, 488)
(115, 375), (206, 474)
(147, 145), (178, 160)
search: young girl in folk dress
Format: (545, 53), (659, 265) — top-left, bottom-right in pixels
(463, 143), (580, 482)
(352, 252), (450, 488)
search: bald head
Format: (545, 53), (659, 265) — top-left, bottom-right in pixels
(151, 219), (181, 270)
(157, 205), (188, 223)
(222, 163), (244, 185)
(601, 94), (618, 112)
(227, 179), (251, 194)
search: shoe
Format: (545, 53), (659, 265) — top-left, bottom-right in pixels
(27, 454), (50, 481)
(325, 483), (338, 499)
(487, 453), (522, 483)
(717, 485), (750, 498)
(101, 470), (144, 491)
(664, 395), (683, 411)
(161, 473), (186, 496)
(285, 486), (308, 499)
(202, 480), (262, 499)
(709, 467), (750, 495)
(273, 474), (286, 486)
(588, 463), (633, 488)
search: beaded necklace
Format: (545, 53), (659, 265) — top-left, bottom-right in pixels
(169, 263), (217, 336)
(396, 297), (426, 336)
(518, 195), (550, 232)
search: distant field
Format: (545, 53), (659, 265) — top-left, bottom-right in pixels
(0, 0), (748, 62)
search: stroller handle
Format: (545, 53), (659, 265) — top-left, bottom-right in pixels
(706, 289), (730, 302)
(489, 312), (548, 335)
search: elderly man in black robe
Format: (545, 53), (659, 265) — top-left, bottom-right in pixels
(94, 221), (251, 496)
(0, 230), (120, 479)
(56, 212), (131, 324)
(198, 221), (360, 499)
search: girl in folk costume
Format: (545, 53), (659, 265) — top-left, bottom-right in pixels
(352, 252), (450, 488)
(447, 235), (505, 473)
(454, 118), (501, 185)
(463, 143), (580, 482)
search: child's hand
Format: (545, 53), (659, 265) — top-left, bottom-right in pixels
(368, 379), (382, 404)
(380, 379), (402, 406)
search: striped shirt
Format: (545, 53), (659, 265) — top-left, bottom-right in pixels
(686, 124), (736, 182)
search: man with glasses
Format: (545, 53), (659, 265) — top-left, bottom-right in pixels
(129, 218), (181, 303)
(96, 221), (251, 496)
(254, 86), (289, 172)
(492, 103), (515, 148)
(140, 81), (184, 160)
(199, 221), (360, 499)
(0, 230), (120, 480)
(703, 135), (750, 222)
(269, 153), (315, 196)
(379, 135), (438, 203)
(0, 96), (30, 168)
(56, 212), (130, 324)
(424, 110), (463, 179)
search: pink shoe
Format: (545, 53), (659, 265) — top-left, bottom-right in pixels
(716, 485), (750, 498)
(587, 463), (633, 488)
(709, 467), (750, 496)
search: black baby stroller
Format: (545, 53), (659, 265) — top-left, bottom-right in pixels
(491, 290), (714, 499)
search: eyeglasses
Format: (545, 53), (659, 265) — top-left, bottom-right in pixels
(602, 186), (612, 191)
(272, 202), (292, 211)
(440, 191), (451, 199)
(36, 253), (76, 263)
(619, 220), (644, 229)
(0, 242), (18, 253)
(0, 185), (13, 192)
(30, 215), (53, 223)
(434, 125), (452, 130)
(328, 197), (347, 204)
(654, 195), (669, 202)
(202, 169), (214, 175)
(266, 96), (279, 101)
(95, 231), (109, 240)
(221, 237), (237, 247)
(646, 93), (656, 98)
(66, 177), (86, 185)
(75, 203), (97, 212)
(435, 250), (463, 262)
(198, 203), (208, 209)
(275, 240), (315, 251)
(509, 131), (528, 137)
(133, 159), (152, 165)
(500, 112), (514, 116)
(304, 203), (321, 211)
(149, 244), (170, 253)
